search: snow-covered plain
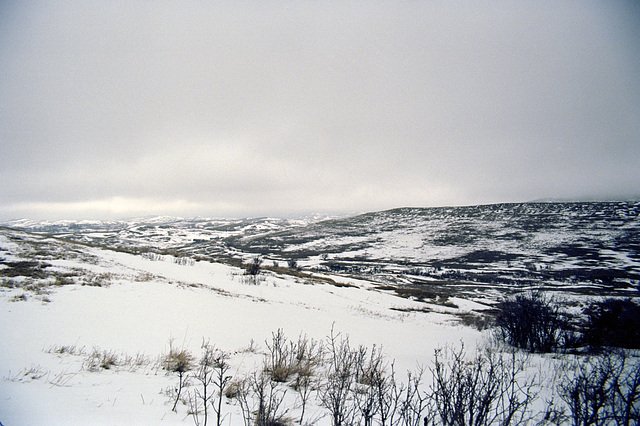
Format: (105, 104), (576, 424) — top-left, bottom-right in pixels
(0, 228), (485, 425)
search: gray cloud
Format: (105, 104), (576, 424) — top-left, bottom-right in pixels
(1, 1), (639, 219)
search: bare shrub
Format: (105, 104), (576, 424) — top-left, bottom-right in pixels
(457, 312), (494, 331)
(265, 329), (296, 383)
(494, 291), (568, 352)
(148, 328), (582, 424)
(260, 330), (324, 424)
(187, 341), (232, 426)
(240, 338), (260, 354)
(374, 362), (400, 426)
(287, 259), (299, 270)
(394, 367), (429, 426)
(210, 349), (232, 426)
(246, 256), (263, 276)
(320, 326), (358, 426)
(251, 370), (289, 426)
(229, 370), (289, 426)
(318, 328), (424, 426)
(293, 368), (315, 425)
(230, 377), (253, 426)
(559, 351), (640, 426)
(263, 329), (324, 384)
(428, 344), (539, 426)
(163, 340), (195, 412)
(292, 333), (323, 425)
(352, 344), (386, 426)
(295, 333), (323, 365)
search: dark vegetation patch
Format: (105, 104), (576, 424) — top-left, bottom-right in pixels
(543, 244), (606, 261)
(376, 285), (439, 302)
(374, 283), (459, 304)
(0, 260), (51, 279)
(446, 250), (523, 265)
(494, 231), (527, 241)
(494, 293), (640, 353)
(494, 292), (569, 353)
(516, 215), (559, 232)
(389, 306), (431, 313)
(537, 267), (640, 287)
(431, 231), (477, 246)
(318, 260), (385, 275)
(10, 292), (28, 302)
(455, 311), (496, 330)
(582, 298), (640, 350)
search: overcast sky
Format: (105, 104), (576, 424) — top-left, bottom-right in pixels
(1, 1), (639, 220)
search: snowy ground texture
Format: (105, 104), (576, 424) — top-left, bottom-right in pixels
(0, 227), (486, 425)
(1, 202), (639, 425)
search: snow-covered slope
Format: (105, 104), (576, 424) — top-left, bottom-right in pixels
(2, 202), (638, 424)
(0, 228), (482, 425)
(234, 202), (640, 292)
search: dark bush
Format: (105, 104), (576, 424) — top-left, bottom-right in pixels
(494, 291), (568, 353)
(559, 351), (640, 426)
(428, 344), (539, 426)
(582, 299), (640, 349)
(246, 256), (262, 276)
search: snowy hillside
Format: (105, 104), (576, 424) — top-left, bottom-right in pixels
(2, 202), (639, 424)
(6, 202), (639, 301)
(231, 202), (640, 295)
(0, 227), (483, 424)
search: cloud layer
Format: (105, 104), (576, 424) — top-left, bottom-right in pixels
(1, 1), (639, 219)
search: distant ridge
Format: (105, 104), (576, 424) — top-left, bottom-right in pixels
(2, 201), (639, 298)
(528, 197), (640, 203)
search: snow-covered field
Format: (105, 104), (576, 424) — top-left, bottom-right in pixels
(2, 202), (638, 425)
(0, 228), (484, 425)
